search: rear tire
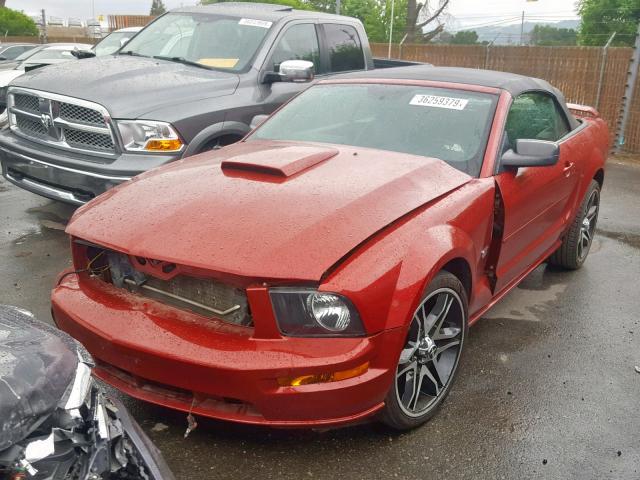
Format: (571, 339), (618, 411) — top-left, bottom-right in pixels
(380, 271), (468, 431)
(549, 180), (600, 270)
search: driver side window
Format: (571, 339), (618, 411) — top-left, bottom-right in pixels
(506, 92), (570, 146)
(271, 23), (320, 73)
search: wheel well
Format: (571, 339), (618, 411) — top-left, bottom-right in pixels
(199, 133), (244, 152)
(441, 258), (472, 299)
(593, 169), (604, 188)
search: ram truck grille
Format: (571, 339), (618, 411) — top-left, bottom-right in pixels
(8, 88), (117, 157)
(77, 242), (253, 327)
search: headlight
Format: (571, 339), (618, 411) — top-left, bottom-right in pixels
(269, 288), (365, 337)
(116, 120), (183, 152)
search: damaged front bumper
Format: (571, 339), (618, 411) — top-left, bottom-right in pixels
(1, 382), (174, 480)
(52, 274), (406, 427)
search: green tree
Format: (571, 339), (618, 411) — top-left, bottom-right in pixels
(0, 7), (38, 36)
(341, 0), (406, 43)
(578, 0), (639, 46)
(150, 0), (167, 15)
(530, 25), (577, 46)
(449, 30), (478, 44)
(201, 0), (310, 10)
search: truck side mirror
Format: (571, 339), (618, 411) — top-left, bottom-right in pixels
(501, 139), (559, 170)
(119, 37), (131, 48)
(263, 60), (314, 84)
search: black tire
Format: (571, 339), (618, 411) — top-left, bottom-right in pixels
(549, 180), (600, 270)
(380, 271), (468, 431)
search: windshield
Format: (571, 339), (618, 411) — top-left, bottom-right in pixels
(95, 32), (134, 56)
(24, 48), (78, 64)
(252, 84), (498, 177)
(14, 46), (44, 62)
(121, 12), (272, 72)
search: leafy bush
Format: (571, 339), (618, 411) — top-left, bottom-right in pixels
(0, 7), (38, 36)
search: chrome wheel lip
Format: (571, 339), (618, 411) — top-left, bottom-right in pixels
(578, 189), (599, 261)
(395, 287), (465, 418)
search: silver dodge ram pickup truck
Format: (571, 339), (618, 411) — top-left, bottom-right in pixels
(0, 2), (416, 204)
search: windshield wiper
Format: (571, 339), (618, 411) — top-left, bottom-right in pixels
(119, 50), (148, 57)
(153, 56), (213, 70)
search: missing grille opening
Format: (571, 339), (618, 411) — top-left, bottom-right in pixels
(77, 242), (253, 327)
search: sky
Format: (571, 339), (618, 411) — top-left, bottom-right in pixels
(9, 0), (580, 25)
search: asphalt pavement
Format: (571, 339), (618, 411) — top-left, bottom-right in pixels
(1, 158), (638, 479)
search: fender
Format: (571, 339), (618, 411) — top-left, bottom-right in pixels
(566, 123), (607, 227)
(182, 121), (251, 157)
(322, 221), (479, 335)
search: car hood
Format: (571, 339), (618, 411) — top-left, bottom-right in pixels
(9, 55), (240, 118)
(0, 306), (78, 451)
(0, 61), (20, 72)
(0, 69), (23, 87)
(67, 140), (472, 281)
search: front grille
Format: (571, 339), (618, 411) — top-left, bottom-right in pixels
(143, 275), (250, 326)
(63, 127), (114, 151)
(8, 88), (115, 156)
(78, 243), (253, 327)
(14, 93), (39, 113)
(16, 115), (47, 138)
(59, 102), (104, 126)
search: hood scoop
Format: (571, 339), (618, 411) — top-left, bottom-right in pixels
(221, 145), (338, 178)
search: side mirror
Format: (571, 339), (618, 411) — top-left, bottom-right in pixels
(71, 49), (96, 59)
(501, 139), (560, 170)
(119, 37), (131, 47)
(250, 114), (269, 130)
(263, 59), (314, 84)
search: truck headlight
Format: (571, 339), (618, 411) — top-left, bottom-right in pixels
(116, 120), (183, 152)
(270, 288), (365, 337)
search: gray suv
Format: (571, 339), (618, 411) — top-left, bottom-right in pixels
(0, 3), (414, 204)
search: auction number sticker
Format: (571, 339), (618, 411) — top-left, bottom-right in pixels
(409, 94), (469, 110)
(239, 18), (273, 28)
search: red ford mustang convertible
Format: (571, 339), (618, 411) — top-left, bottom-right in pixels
(52, 66), (609, 430)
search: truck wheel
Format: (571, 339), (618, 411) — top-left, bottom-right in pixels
(549, 180), (600, 270)
(380, 271), (468, 431)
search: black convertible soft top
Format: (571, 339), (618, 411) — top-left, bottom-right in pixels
(337, 65), (580, 130)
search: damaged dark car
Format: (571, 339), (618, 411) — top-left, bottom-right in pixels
(0, 305), (174, 480)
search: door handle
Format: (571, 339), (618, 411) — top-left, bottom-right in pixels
(563, 162), (574, 177)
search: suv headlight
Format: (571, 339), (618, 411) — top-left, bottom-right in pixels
(270, 288), (365, 337)
(116, 120), (183, 152)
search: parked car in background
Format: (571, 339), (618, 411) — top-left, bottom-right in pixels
(0, 305), (175, 480)
(94, 27), (143, 56)
(68, 17), (84, 27)
(0, 2), (417, 205)
(0, 44), (93, 114)
(51, 66), (609, 430)
(0, 43), (38, 62)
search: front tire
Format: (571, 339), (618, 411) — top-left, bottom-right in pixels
(549, 180), (600, 270)
(380, 271), (468, 431)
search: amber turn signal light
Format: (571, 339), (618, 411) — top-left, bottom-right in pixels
(144, 139), (184, 151)
(278, 361), (370, 387)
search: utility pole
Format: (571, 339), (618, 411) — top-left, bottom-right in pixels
(335, 0), (340, 15)
(387, 0), (395, 59)
(615, 22), (640, 151)
(520, 10), (525, 46)
(41, 9), (47, 44)
(595, 32), (616, 111)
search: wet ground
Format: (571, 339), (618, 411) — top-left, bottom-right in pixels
(1, 159), (639, 479)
